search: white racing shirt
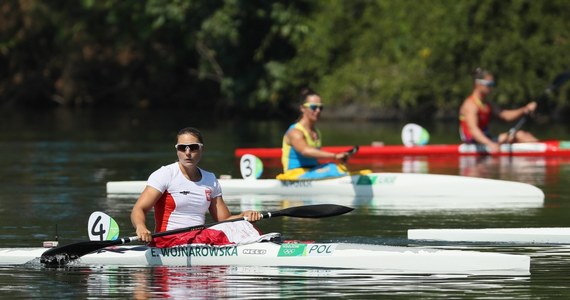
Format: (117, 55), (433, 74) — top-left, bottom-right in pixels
(147, 162), (222, 232)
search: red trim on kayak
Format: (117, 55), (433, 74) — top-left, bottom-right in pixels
(235, 140), (570, 158)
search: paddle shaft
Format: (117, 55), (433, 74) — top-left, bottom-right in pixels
(99, 216), (253, 245)
(507, 71), (570, 140)
(151, 210), (276, 239)
(156, 203), (352, 237)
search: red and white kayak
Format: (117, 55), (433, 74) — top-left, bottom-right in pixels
(235, 140), (570, 158)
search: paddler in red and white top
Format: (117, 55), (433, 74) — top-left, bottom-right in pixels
(459, 68), (538, 153)
(131, 127), (263, 248)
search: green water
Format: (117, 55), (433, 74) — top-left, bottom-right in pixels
(1, 109), (570, 298)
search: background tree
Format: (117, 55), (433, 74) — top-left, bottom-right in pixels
(1, 0), (568, 120)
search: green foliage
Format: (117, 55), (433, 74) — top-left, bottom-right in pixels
(1, 0), (569, 119)
(286, 0), (570, 116)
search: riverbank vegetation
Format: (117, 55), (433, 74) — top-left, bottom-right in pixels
(1, 0), (568, 120)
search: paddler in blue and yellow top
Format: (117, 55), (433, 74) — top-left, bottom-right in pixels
(277, 89), (352, 180)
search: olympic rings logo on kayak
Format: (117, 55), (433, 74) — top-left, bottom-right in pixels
(280, 248), (303, 256)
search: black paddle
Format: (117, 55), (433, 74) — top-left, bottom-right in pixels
(40, 204), (354, 267)
(341, 145), (359, 164)
(507, 70), (570, 141)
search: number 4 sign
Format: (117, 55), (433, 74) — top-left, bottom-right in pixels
(88, 211), (120, 241)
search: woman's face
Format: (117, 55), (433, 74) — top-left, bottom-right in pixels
(301, 95), (324, 121)
(175, 133), (202, 168)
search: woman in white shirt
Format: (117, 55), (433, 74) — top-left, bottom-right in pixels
(131, 127), (262, 247)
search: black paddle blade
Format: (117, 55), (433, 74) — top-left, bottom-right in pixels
(348, 145), (360, 156)
(550, 71), (570, 92)
(269, 204), (354, 218)
(40, 239), (122, 267)
(341, 145), (360, 163)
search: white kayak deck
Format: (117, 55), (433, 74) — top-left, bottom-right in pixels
(0, 242), (530, 275)
(230, 194), (544, 211)
(106, 172), (544, 201)
(408, 228), (570, 244)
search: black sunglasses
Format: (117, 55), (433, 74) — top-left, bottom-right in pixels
(175, 143), (203, 152)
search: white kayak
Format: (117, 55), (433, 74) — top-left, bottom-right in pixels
(408, 228), (570, 244)
(106, 172), (544, 200)
(229, 193), (544, 212)
(0, 242), (530, 275)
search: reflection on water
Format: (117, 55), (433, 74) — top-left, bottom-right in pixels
(355, 155), (570, 190)
(10, 255), (568, 299)
(399, 155), (554, 187)
(72, 265), (536, 299)
(459, 156), (550, 186)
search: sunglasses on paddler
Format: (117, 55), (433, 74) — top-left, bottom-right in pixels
(303, 102), (324, 111)
(476, 79), (496, 87)
(175, 143), (203, 152)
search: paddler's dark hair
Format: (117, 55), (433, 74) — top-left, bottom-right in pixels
(177, 127), (204, 144)
(299, 88), (320, 105)
(472, 67), (492, 81)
